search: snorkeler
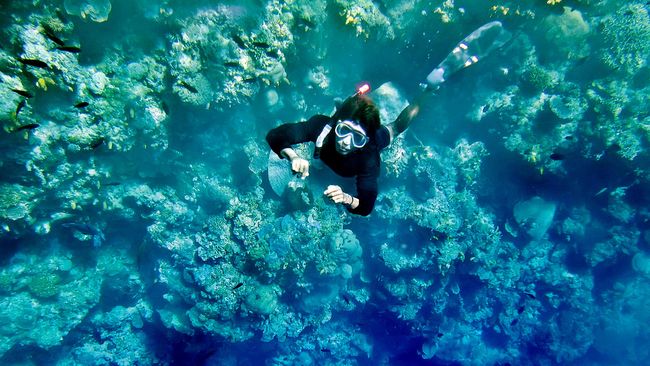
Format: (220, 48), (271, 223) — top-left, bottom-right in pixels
(266, 21), (512, 216)
(266, 85), (420, 216)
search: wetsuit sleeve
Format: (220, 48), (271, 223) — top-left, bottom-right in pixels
(375, 125), (391, 151)
(266, 115), (329, 158)
(348, 172), (378, 216)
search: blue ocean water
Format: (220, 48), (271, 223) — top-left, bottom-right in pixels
(0, 0), (649, 365)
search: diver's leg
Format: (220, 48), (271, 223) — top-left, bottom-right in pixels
(386, 92), (426, 140)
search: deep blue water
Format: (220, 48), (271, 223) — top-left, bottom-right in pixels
(0, 0), (649, 365)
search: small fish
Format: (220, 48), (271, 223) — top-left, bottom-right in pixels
(224, 62), (240, 68)
(550, 153), (565, 161)
(37, 78), (48, 90)
(232, 283), (243, 290)
(252, 41), (270, 48)
(63, 222), (96, 235)
(161, 101), (169, 114)
(41, 25), (65, 46)
(62, 222), (105, 247)
(517, 306), (525, 314)
(296, 17), (317, 29)
(179, 81), (198, 93)
(10, 89), (33, 98)
(18, 58), (49, 69)
(13, 123), (39, 132)
(265, 50), (279, 59)
(342, 294), (350, 304)
(74, 102), (89, 108)
(564, 135), (574, 141)
(231, 34), (247, 48)
(595, 187), (608, 196)
(437, 332), (444, 338)
(510, 319), (518, 326)
(320, 348), (331, 353)
(524, 292), (536, 299)
(243, 77), (257, 83)
(91, 138), (105, 149)
(15, 100), (26, 116)
(574, 56), (589, 66)
(56, 46), (81, 53)
(103, 182), (122, 186)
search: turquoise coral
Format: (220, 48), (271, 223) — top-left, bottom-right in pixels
(27, 273), (61, 298)
(0, 0), (647, 364)
(600, 4), (650, 75)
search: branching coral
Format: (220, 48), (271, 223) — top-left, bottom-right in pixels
(520, 61), (558, 94)
(586, 79), (647, 160)
(600, 4), (650, 75)
(336, 0), (394, 39)
(0, 183), (41, 222)
(169, 2), (297, 109)
(27, 273), (62, 298)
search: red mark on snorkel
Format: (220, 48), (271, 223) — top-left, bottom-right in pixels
(357, 84), (370, 95)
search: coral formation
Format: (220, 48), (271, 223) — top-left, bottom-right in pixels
(64, 0), (112, 22)
(0, 0), (648, 364)
(600, 4), (650, 75)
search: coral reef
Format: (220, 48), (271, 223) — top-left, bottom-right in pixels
(64, 0), (113, 22)
(599, 3), (650, 75)
(0, 0), (648, 365)
(336, 0), (394, 39)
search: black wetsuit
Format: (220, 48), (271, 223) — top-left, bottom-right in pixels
(266, 114), (390, 216)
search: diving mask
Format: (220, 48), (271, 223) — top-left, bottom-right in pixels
(335, 120), (368, 148)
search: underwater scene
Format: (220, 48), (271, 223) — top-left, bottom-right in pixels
(0, 0), (649, 365)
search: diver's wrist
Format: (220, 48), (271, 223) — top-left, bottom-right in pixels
(281, 148), (298, 161)
(350, 196), (359, 209)
(343, 193), (354, 206)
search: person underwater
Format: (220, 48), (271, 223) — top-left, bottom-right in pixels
(266, 84), (420, 216)
(266, 21), (512, 216)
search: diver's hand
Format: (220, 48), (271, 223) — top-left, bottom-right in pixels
(291, 157), (310, 179)
(324, 185), (354, 206)
(281, 148), (309, 179)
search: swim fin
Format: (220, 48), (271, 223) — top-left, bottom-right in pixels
(423, 21), (512, 90)
(268, 150), (293, 196)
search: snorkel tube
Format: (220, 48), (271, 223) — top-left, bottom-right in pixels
(356, 83), (371, 96)
(332, 83), (371, 118)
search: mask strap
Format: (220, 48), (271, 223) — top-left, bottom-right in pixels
(314, 123), (333, 159)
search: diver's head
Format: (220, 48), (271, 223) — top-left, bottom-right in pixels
(334, 119), (368, 154)
(332, 94), (380, 155)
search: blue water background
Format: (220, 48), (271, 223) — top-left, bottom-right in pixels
(0, 0), (648, 365)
